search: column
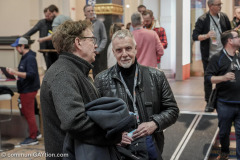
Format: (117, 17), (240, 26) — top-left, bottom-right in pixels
(92, 0), (123, 70)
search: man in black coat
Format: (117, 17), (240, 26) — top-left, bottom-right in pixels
(192, 0), (231, 112)
(94, 29), (179, 160)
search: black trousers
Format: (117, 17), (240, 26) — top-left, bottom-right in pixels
(202, 59), (212, 102)
(43, 52), (59, 69)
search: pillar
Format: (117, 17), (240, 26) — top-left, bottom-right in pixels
(91, 0), (123, 70)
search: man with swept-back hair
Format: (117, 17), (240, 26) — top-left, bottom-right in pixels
(95, 29), (179, 160)
(40, 20), (118, 159)
(192, 0), (231, 112)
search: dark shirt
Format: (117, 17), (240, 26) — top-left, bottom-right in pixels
(205, 50), (240, 103)
(23, 19), (54, 49)
(17, 50), (40, 93)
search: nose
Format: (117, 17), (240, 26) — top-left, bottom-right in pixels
(94, 44), (98, 48)
(122, 49), (128, 57)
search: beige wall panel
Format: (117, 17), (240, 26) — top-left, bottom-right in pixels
(124, 0), (139, 26)
(75, 0), (86, 20)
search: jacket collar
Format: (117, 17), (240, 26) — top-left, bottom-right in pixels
(59, 52), (93, 76)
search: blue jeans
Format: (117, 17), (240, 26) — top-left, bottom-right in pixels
(216, 101), (240, 159)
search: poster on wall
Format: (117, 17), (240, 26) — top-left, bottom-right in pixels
(235, 0), (240, 6)
(191, 0), (206, 8)
(86, 0), (96, 6)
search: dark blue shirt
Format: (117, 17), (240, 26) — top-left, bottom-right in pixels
(17, 50), (40, 93)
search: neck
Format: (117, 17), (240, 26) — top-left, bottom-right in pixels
(146, 22), (154, 29)
(133, 25), (143, 30)
(118, 60), (137, 76)
(209, 11), (218, 17)
(22, 49), (29, 56)
(225, 47), (236, 56)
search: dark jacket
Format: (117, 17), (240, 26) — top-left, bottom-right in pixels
(192, 12), (231, 62)
(40, 53), (117, 160)
(17, 50), (40, 93)
(94, 63), (179, 159)
(23, 19), (54, 49)
(63, 97), (137, 160)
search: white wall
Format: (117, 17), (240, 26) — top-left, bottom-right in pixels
(143, 0), (160, 20)
(182, 0), (191, 66)
(0, 0), (72, 71)
(142, 0), (176, 75)
(123, 0), (139, 26)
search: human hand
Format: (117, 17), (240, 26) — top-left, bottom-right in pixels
(223, 72), (235, 82)
(38, 38), (44, 43)
(6, 67), (16, 75)
(132, 121), (158, 139)
(235, 25), (240, 31)
(118, 132), (133, 146)
(208, 30), (216, 38)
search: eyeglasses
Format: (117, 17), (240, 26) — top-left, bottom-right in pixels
(212, 3), (223, 6)
(231, 36), (240, 39)
(81, 37), (97, 45)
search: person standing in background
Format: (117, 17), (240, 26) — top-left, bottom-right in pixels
(137, 4), (146, 15)
(142, 9), (168, 69)
(7, 37), (40, 145)
(192, 0), (231, 112)
(84, 5), (107, 78)
(38, 5), (72, 68)
(205, 30), (240, 160)
(131, 12), (164, 68)
(23, 7), (55, 69)
(231, 7), (240, 36)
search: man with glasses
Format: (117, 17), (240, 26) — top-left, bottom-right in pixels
(205, 30), (240, 160)
(192, 0), (231, 112)
(84, 4), (107, 78)
(40, 20), (118, 159)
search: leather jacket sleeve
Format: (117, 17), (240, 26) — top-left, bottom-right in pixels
(150, 70), (179, 132)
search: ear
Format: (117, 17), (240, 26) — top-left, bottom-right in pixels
(112, 48), (117, 58)
(75, 37), (82, 49)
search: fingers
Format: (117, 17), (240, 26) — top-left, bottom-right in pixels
(121, 132), (133, 146)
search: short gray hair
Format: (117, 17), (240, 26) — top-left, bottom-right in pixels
(112, 29), (136, 46)
(131, 12), (142, 27)
(208, 0), (215, 6)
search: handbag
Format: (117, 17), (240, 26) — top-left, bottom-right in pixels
(206, 88), (217, 111)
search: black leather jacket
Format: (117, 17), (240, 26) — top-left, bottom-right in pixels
(94, 64), (179, 158)
(192, 12), (231, 62)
